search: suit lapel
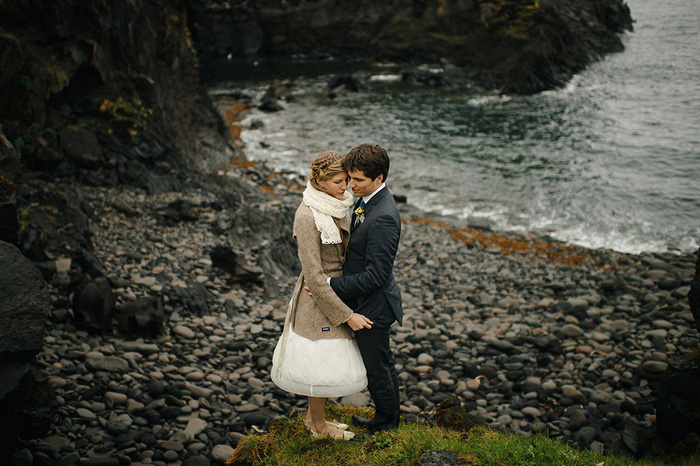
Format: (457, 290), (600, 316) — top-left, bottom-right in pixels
(351, 187), (389, 232)
(362, 186), (389, 215)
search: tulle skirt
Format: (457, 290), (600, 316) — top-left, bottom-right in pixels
(271, 326), (367, 398)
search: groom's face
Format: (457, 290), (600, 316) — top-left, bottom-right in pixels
(348, 170), (383, 198)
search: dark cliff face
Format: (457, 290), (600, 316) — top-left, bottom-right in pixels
(0, 0), (228, 187)
(0, 1), (233, 456)
(187, 0), (633, 94)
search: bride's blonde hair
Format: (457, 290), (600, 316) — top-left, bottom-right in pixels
(308, 150), (349, 248)
(309, 150), (346, 192)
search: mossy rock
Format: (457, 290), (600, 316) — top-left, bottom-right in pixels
(433, 396), (484, 433)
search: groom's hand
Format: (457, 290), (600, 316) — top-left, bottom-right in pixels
(347, 313), (373, 331)
(304, 273), (330, 296)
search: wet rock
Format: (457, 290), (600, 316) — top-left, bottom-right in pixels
(211, 444), (234, 463)
(559, 324), (584, 338)
(183, 456), (211, 466)
(241, 411), (271, 428)
(173, 325), (196, 339)
(85, 353), (128, 372)
(58, 126), (105, 169)
(72, 278), (116, 333)
(327, 75), (365, 94)
(433, 397), (483, 432)
(402, 70), (452, 87)
(169, 279), (212, 315)
(568, 408), (587, 430)
(561, 385), (587, 404)
(258, 96), (284, 112)
(160, 199), (199, 222)
(112, 197), (139, 217)
(575, 426), (597, 447)
(210, 246), (263, 282)
(114, 296), (165, 337)
(487, 338), (515, 353)
(105, 420), (129, 436)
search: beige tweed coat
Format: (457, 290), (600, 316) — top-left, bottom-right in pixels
(288, 202), (354, 341)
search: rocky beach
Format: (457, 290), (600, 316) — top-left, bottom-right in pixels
(3, 0), (699, 465)
(7, 171), (699, 465)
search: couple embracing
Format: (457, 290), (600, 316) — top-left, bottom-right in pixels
(271, 143), (402, 440)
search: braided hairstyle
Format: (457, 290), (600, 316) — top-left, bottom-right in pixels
(309, 150), (345, 190)
(309, 150), (349, 249)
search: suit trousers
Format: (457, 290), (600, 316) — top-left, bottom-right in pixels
(355, 324), (400, 432)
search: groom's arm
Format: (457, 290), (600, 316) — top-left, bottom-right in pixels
(330, 213), (400, 300)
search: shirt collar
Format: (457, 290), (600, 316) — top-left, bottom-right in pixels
(362, 182), (386, 205)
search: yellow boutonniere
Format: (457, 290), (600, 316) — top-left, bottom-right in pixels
(354, 206), (365, 225)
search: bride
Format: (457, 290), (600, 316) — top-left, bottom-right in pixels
(271, 150), (373, 440)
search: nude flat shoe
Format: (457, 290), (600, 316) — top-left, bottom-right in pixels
(305, 424), (355, 440)
(329, 422), (349, 430)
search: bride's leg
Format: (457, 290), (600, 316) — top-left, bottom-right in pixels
(306, 397), (352, 438)
(306, 397), (328, 433)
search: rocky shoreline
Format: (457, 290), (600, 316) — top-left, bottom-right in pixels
(9, 174), (699, 465)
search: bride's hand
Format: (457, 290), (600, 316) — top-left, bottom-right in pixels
(346, 313), (373, 331)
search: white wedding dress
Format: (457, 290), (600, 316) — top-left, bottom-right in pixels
(271, 325), (367, 398)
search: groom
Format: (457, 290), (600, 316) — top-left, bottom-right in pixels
(327, 143), (403, 434)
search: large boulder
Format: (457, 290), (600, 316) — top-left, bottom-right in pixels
(0, 241), (49, 364)
(655, 365), (700, 445)
(72, 277), (116, 333)
(115, 296), (165, 337)
(59, 125), (105, 169)
(18, 187), (91, 262)
(210, 245), (263, 282)
(689, 248), (700, 333)
(0, 241), (52, 460)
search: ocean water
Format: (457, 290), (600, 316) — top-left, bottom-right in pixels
(205, 0), (700, 255)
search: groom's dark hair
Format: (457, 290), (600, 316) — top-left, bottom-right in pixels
(344, 143), (390, 182)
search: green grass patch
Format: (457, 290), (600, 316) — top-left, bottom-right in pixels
(227, 406), (696, 466)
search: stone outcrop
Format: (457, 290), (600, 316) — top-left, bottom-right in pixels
(0, 0), (232, 190)
(187, 0), (633, 94)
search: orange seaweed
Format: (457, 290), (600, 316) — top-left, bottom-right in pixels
(406, 217), (625, 269)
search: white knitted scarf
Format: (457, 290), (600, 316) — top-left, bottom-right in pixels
(302, 181), (354, 244)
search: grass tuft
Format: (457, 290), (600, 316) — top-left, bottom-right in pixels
(226, 406), (697, 466)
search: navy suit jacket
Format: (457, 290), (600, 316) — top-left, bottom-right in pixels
(330, 186), (403, 327)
